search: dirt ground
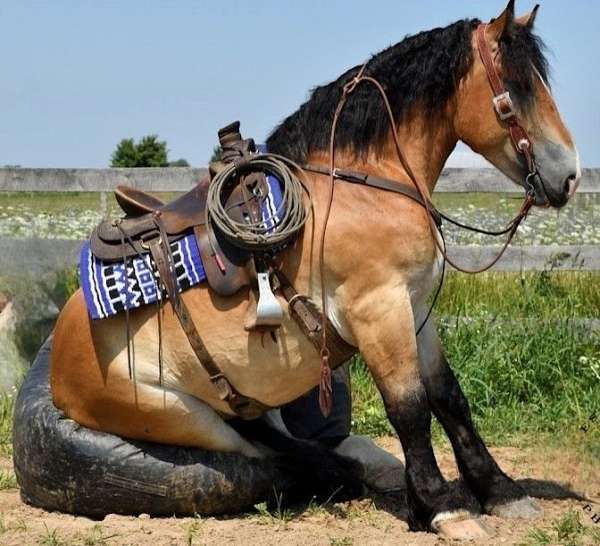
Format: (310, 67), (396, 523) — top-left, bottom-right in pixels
(0, 437), (598, 546)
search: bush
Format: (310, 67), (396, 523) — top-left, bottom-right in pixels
(111, 135), (188, 168)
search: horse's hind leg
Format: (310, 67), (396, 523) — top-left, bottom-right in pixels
(346, 286), (490, 539)
(52, 291), (262, 458)
(416, 312), (543, 519)
(60, 369), (263, 458)
(88, 382), (264, 458)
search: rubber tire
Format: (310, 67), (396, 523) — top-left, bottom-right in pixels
(12, 337), (294, 518)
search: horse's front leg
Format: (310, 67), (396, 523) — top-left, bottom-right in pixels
(415, 313), (543, 519)
(346, 285), (489, 538)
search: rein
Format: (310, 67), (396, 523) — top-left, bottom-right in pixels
(311, 23), (538, 415)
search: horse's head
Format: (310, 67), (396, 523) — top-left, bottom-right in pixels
(455, 1), (580, 208)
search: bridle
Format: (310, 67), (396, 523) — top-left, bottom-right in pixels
(309, 22), (540, 415)
(475, 23), (540, 198)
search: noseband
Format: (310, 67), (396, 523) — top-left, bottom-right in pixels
(309, 22), (538, 414)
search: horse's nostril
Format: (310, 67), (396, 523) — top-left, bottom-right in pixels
(565, 174), (579, 198)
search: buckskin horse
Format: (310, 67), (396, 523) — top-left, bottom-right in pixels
(50, 1), (580, 539)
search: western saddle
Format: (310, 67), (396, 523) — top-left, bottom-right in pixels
(90, 122), (356, 419)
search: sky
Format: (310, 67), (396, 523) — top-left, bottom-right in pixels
(0, 1), (598, 168)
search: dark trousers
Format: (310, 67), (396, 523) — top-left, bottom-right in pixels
(280, 365), (352, 448)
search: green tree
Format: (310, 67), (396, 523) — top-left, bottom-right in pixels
(168, 158), (190, 167)
(110, 138), (138, 167)
(135, 135), (168, 167)
(210, 145), (222, 162)
(110, 135), (187, 167)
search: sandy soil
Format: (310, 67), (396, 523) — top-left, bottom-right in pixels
(0, 438), (598, 546)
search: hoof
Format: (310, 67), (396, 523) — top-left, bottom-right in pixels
(486, 496), (543, 519)
(431, 511), (494, 541)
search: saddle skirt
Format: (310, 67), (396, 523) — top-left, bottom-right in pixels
(80, 235), (204, 320)
(80, 172), (283, 320)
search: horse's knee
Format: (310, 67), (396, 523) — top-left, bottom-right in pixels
(414, 319), (468, 416)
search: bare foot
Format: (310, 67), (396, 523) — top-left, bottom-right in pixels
(486, 496), (544, 519)
(431, 511), (494, 540)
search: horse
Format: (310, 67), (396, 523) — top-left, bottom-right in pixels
(50, 1), (580, 539)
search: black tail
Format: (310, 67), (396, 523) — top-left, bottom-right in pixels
(231, 419), (365, 505)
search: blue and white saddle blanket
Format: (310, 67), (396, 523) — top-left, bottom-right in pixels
(81, 167), (283, 320)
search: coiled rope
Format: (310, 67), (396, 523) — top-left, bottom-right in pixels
(206, 153), (309, 251)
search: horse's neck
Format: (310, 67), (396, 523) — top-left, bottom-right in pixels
(308, 112), (458, 192)
(379, 113), (458, 192)
(287, 112), (457, 300)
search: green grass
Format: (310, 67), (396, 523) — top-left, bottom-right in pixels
(351, 271), (600, 447)
(0, 470), (17, 490)
(0, 267), (80, 362)
(50, 267), (80, 308)
(78, 524), (119, 546)
(520, 508), (600, 546)
(182, 517), (203, 546)
(432, 191), (600, 212)
(40, 524), (64, 546)
(3, 190), (595, 216)
(0, 394), (14, 457)
(437, 271), (600, 318)
(350, 356), (392, 437)
(329, 538), (354, 546)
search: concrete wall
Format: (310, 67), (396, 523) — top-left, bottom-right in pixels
(1, 167), (599, 193)
(0, 167), (208, 192)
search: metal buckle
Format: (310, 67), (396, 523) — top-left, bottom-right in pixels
(525, 172), (537, 198)
(492, 91), (515, 121)
(140, 235), (161, 250)
(517, 138), (532, 153)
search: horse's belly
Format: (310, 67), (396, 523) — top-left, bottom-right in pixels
(61, 285), (326, 415)
(143, 288), (325, 411)
(224, 323), (322, 406)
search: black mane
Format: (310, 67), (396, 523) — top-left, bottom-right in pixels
(266, 17), (549, 163)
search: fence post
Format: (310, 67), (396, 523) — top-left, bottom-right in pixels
(100, 191), (107, 219)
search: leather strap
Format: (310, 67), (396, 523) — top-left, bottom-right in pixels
(476, 23), (535, 171)
(274, 269), (356, 370)
(194, 223), (251, 297)
(303, 164), (442, 227)
(148, 233), (270, 420)
(476, 23), (506, 98)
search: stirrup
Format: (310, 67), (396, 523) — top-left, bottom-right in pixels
(255, 272), (283, 327)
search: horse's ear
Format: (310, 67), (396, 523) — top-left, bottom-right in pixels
(515, 4), (540, 28)
(487, 0), (515, 42)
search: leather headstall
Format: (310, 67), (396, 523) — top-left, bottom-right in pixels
(475, 23), (537, 187)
